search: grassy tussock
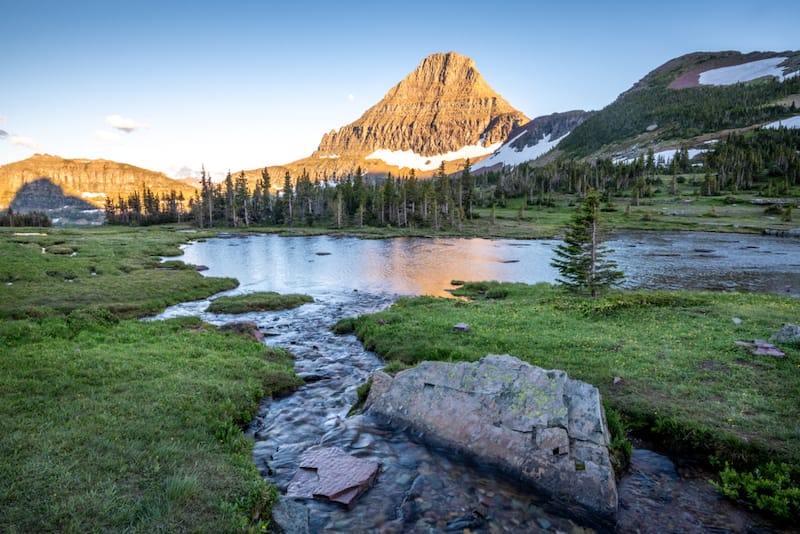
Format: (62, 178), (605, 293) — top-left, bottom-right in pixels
(208, 292), (313, 314)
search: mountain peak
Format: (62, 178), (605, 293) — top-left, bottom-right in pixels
(309, 51), (529, 171)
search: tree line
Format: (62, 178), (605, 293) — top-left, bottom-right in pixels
(102, 127), (800, 229)
(0, 208), (52, 227)
(105, 161), (479, 230)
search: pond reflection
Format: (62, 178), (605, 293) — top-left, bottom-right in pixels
(176, 232), (800, 298)
(178, 235), (561, 297)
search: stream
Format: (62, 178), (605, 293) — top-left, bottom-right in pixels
(153, 232), (798, 532)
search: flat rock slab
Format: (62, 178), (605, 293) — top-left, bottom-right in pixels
(364, 354), (618, 525)
(735, 340), (785, 357)
(286, 446), (379, 507)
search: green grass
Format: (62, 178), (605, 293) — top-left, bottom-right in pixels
(348, 282), (800, 468)
(0, 315), (301, 533)
(208, 292), (313, 314)
(0, 225), (303, 532)
(0, 226), (237, 319)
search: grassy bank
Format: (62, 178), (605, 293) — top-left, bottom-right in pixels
(0, 226), (301, 532)
(344, 282), (800, 468)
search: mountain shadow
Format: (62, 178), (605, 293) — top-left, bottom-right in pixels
(9, 178), (103, 225)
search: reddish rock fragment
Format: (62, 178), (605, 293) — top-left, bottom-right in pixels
(286, 446), (379, 507)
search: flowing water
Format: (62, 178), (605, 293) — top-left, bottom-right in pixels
(154, 232), (799, 532)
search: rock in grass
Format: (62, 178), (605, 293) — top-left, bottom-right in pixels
(364, 354), (618, 526)
(735, 340), (785, 357)
(453, 322), (470, 332)
(770, 323), (800, 345)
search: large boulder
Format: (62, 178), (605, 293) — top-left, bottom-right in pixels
(364, 354), (618, 525)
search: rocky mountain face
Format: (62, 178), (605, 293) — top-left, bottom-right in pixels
(473, 110), (592, 172)
(0, 154), (199, 211)
(315, 51), (528, 158)
(274, 51), (529, 178)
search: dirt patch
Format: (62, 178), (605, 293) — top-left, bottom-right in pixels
(668, 52), (778, 89)
(670, 68), (703, 89)
(733, 357), (767, 370)
(698, 359), (728, 372)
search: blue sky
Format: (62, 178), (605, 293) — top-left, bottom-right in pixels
(1, 1), (798, 179)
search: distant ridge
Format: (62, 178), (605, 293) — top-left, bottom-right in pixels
(0, 154), (199, 210)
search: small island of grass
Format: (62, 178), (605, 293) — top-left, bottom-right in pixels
(207, 291), (314, 314)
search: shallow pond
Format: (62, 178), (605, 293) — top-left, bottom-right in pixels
(173, 231), (800, 298)
(155, 231), (798, 532)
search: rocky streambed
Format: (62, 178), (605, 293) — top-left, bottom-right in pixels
(158, 289), (783, 533)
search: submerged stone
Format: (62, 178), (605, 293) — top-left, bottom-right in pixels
(286, 446), (380, 507)
(364, 354), (618, 525)
(271, 497), (310, 534)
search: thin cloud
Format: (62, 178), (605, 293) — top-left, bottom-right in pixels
(106, 114), (149, 133)
(0, 115), (7, 126)
(11, 135), (43, 151)
(94, 129), (120, 141)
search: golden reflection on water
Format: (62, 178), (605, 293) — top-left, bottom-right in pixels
(363, 237), (521, 297)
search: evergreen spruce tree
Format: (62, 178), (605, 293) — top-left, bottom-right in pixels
(551, 192), (623, 298)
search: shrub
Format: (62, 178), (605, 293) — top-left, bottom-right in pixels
(66, 308), (119, 335)
(711, 461), (800, 518)
(485, 288), (509, 300)
(605, 405), (632, 473)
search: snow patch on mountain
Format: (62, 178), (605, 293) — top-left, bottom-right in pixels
(472, 132), (568, 171)
(366, 141), (501, 171)
(615, 148), (706, 165)
(765, 115), (800, 129)
(699, 57), (792, 86)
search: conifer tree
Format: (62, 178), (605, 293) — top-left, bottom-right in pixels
(551, 192), (623, 298)
(282, 171), (294, 225)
